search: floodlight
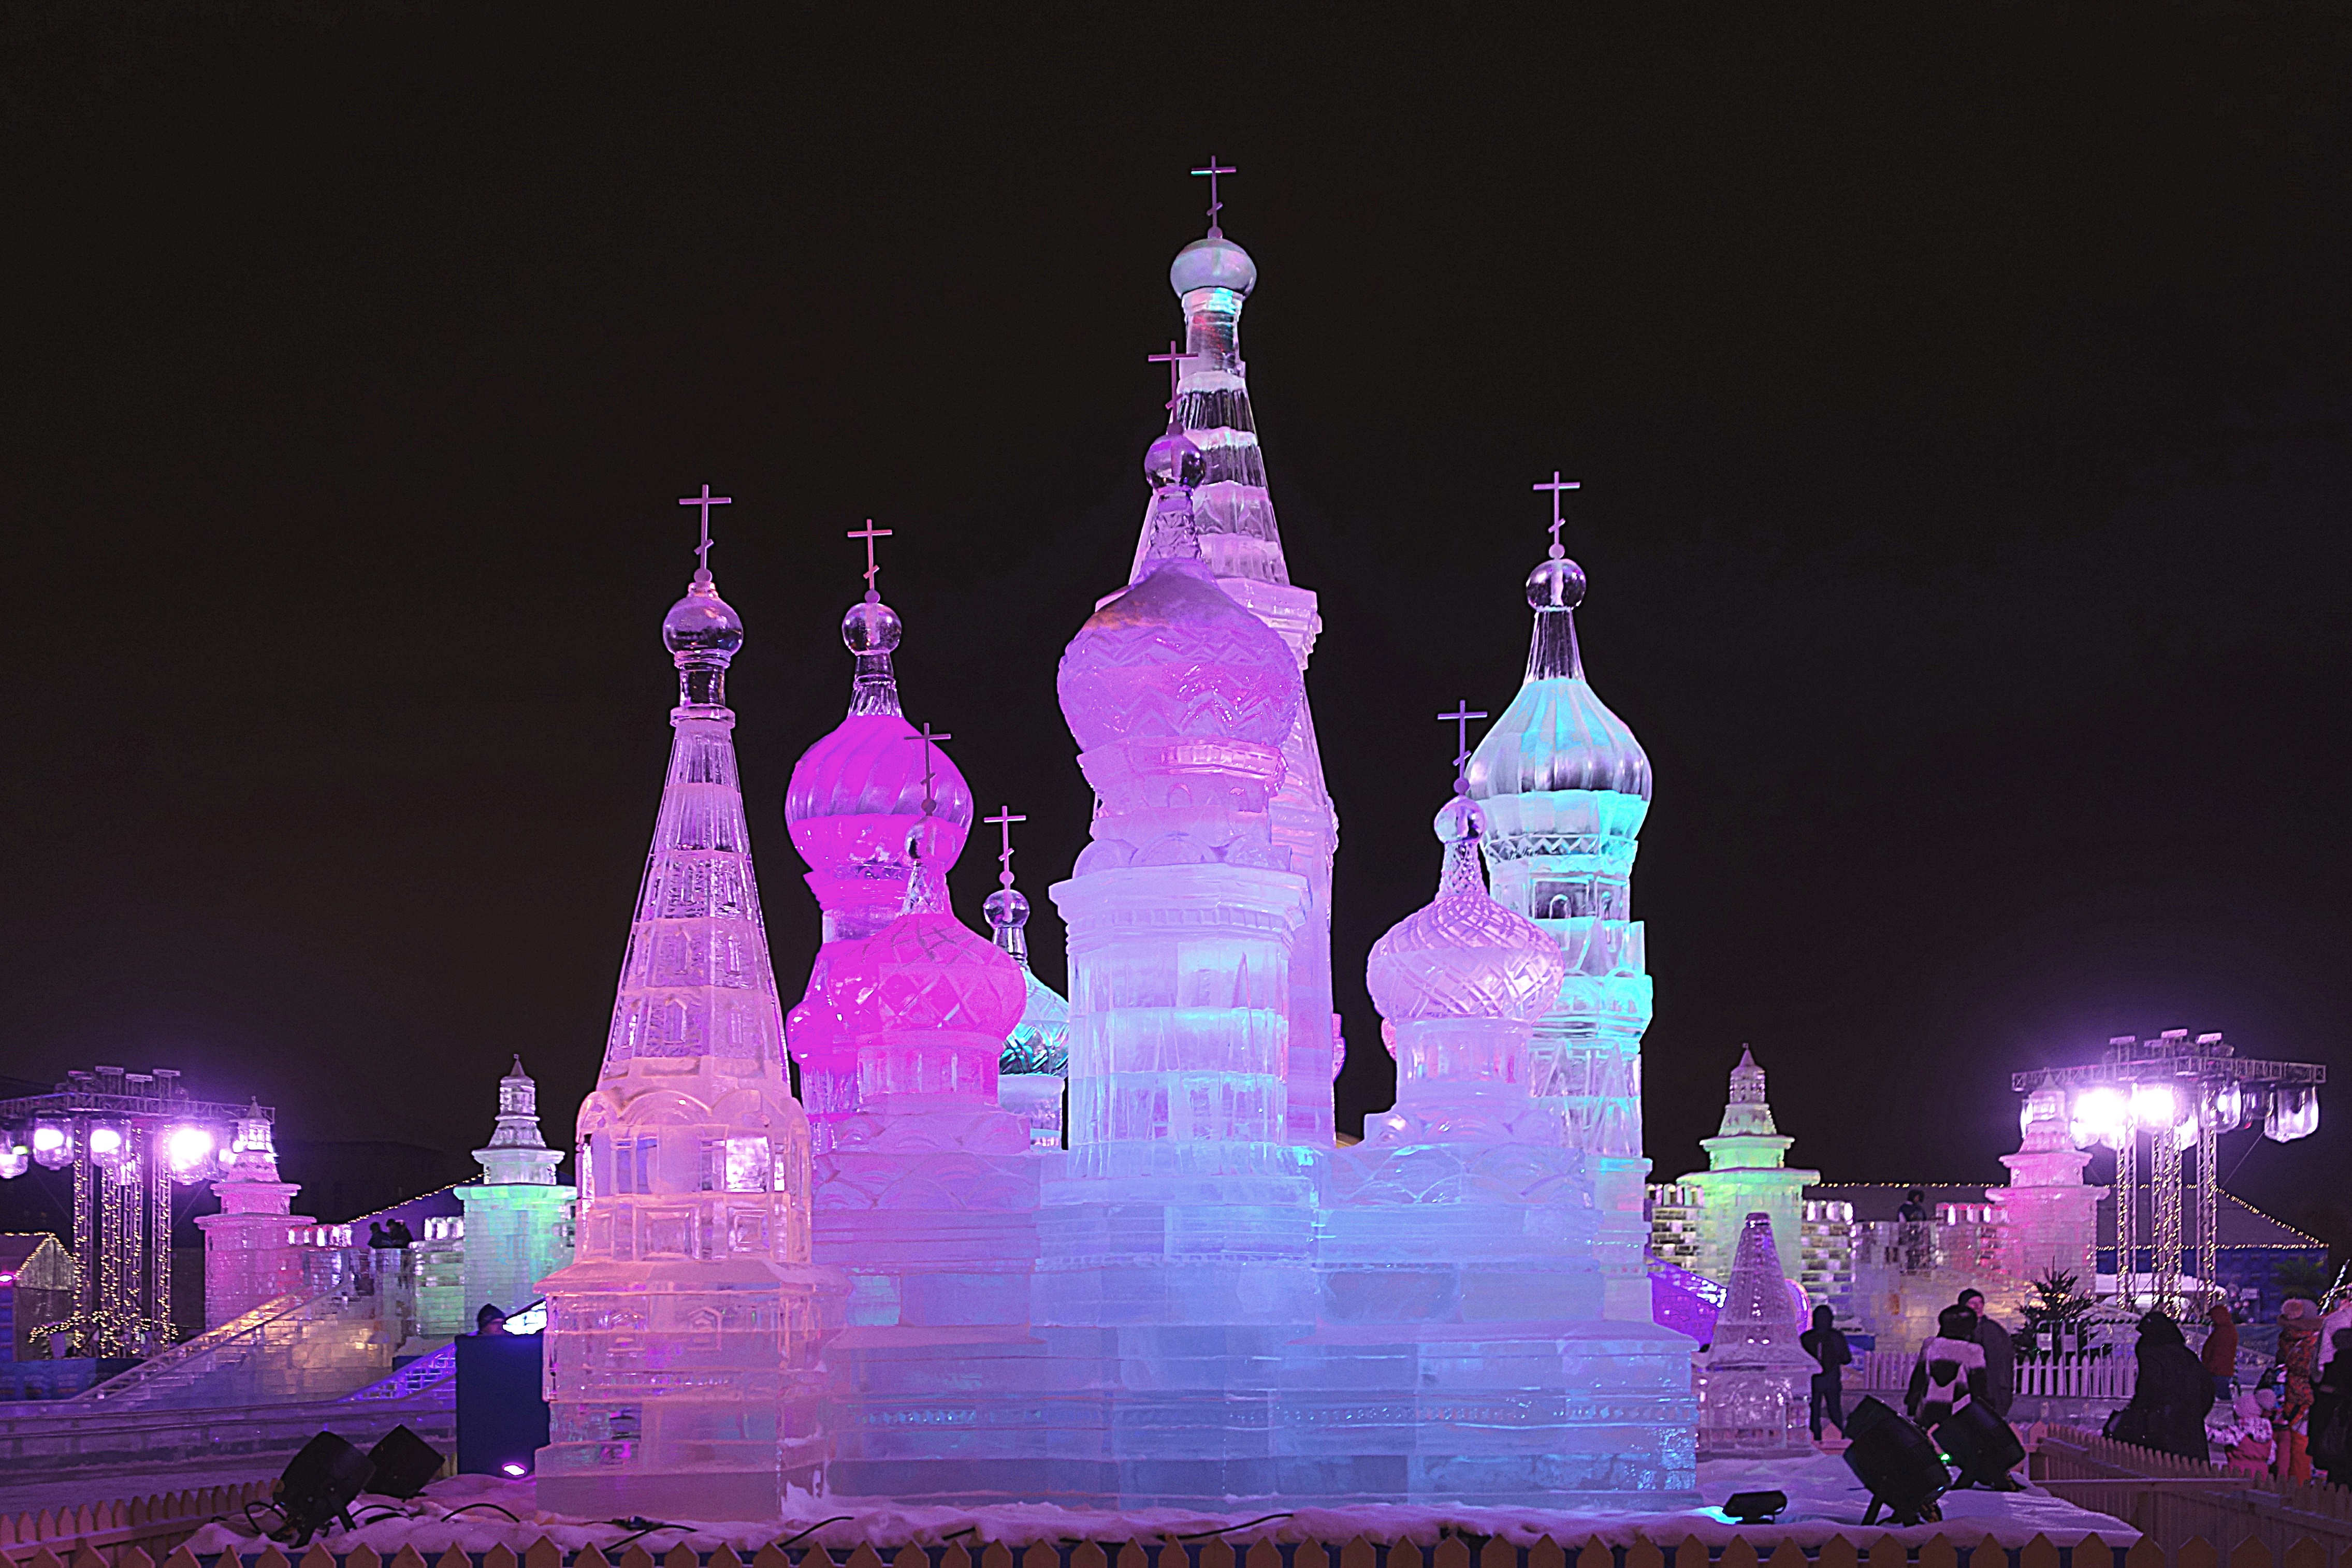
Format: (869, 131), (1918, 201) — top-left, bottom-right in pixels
(2069, 1086), (2127, 1150)
(1841, 1395), (1949, 1527)
(1722, 1490), (1787, 1523)
(272, 1431), (374, 1547)
(86, 1123), (126, 1167)
(0, 1131), (26, 1181)
(1931, 1400), (2025, 1491)
(364, 1425), (445, 1500)
(30, 1119), (73, 1169)
(165, 1124), (219, 1181)
(2131, 1082), (2176, 1127)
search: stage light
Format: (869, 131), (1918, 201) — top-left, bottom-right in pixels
(30, 1119), (73, 1169)
(501, 1463), (527, 1477)
(87, 1123), (125, 1167)
(272, 1431), (374, 1547)
(365, 1425), (445, 1500)
(0, 1132), (26, 1181)
(2069, 1086), (2127, 1150)
(2131, 1082), (2176, 1128)
(1841, 1395), (1949, 1526)
(1930, 1400), (2026, 1491)
(1722, 1490), (1787, 1523)
(165, 1124), (218, 1181)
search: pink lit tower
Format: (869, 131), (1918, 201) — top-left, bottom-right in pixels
(1123, 161), (1341, 1149)
(1465, 481), (1657, 1320)
(537, 490), (837, 1521)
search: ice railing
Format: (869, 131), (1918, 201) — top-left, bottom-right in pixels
(64, 1293), (308, 1405)
(1850, 1214), (2007, 1276)
(340, 1341), (456, 1402)
(1859, 1346), (2137, 1400)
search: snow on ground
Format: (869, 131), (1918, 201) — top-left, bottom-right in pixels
(180, 1455), (2135, 1557)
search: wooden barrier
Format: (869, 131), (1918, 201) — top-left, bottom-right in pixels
(2034, 1424), (2352, 1566)
(0, 1482), (273, 1566)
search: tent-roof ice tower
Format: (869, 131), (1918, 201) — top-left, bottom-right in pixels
(1126, 166), (1340, 1148)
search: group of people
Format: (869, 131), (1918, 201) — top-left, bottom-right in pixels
(2121, 1296), (2352, 1479)
(1798, 1288), (2018, 1442)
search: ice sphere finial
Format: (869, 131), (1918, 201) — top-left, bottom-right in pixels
(1171, 159), (1256, 296)
(661, 487), (745, 712)
(981, 804), (1032, 962)
(841, 520), (904, 717)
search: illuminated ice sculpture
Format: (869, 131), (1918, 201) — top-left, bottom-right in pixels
(1465, 514), (1656, 1317)
(1328, 776), (1698, 1501)
(536, 526), (839, 1521)
(1677, 1049), (1819, 1283)
(1695, 1211), (1814, 1457)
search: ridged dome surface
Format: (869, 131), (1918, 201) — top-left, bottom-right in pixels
(1367, 799), (1566, 1023)
(1057, 558), (1300, 752)
(786, 714), (974, 871)
(827, 911), (1026, 1042)
(1465, 675), (1651, 802)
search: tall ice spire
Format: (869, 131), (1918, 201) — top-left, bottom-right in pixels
(537, 492), (835, 1520)
(1465, 474), (1656, 1318)
(1119, 165), (1341, 1148)
(984, 805), (1071, 1148)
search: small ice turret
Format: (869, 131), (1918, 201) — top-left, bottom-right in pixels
(195, 1101), (310, 1329)
(537, 497), (838, 1521)
(455, 1057), (575, 1332)
(1678, 1048), (1820, 1282)
(1466, 485), (1656, 1317)
(1695, 1211), (1814, 1457)
(982, 807), (1069, 1150)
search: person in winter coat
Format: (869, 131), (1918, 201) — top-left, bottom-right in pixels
(2125, 1311), (2217, 1461)
(2226, 1391), (2278, 1478)
(2202, 1302), (2241, 1401)
(1907, 1304), (1991, 1429)
(2307, 1329), (2352, 1485)
(2277, 1298), (2324, 1482)
(1959, 1289), (2017, 1418)
(1801, 1303), (1852, 1440)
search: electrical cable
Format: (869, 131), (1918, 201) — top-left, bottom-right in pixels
(1175, 1515), (1293, 1540)
(774, 1517), (856, 1549)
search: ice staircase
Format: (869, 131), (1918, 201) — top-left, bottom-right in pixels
(69, 1290), (399, 1412)
(340, 1342), (456, 1403)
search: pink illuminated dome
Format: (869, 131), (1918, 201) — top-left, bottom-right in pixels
(786, 590), (972, 939)
(1055, 558), (1300, 752)
(1367, 796), (1565, 1024)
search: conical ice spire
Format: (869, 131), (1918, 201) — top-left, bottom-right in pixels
(1130, 195), (1287, 586)
(603, 559), (787, 1074)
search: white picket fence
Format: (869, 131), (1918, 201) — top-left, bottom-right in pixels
(1856, 1346), (2136, 1400)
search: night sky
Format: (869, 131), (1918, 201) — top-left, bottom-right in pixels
(5, 8), (2348, 1245)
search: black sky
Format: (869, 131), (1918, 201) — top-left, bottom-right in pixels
(4, 5), (2348, 1243)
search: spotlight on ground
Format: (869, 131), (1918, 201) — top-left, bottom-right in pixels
(273, 1431), (375, 1547)
(1722, 1490), (1787, 1523)
(1840, 1396), (1950, 1526)
(366, 1424), (446, 1501)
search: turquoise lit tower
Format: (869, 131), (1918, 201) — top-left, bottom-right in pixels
(1465, 484), (1656, 1319)
(454, 1056), (576, 1325)
(1678, 1048), (1819, 1282)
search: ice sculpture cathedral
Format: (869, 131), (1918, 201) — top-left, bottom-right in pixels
(542, 203), (1696, 1517)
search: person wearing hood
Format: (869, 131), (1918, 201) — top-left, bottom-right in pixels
(2225, 1390), (2278, 1478)
(1959, 1289), (2017, 1418)
(1907, 1303), (1991, 1430)
(2202, 1302), (2241, 1401)
(2124, 1311), (2216, 1460)
(2309, 1328), (2352, 1484)
(2277, 1297), (2324, 1482)
(1801, 1303), (1852, 1440)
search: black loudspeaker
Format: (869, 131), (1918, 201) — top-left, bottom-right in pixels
(1840, 1395), (1951, 1526)
(1723, 1490), (1788, 1523)
(1933, 1400), (2028, 1490)
(366, 1424), (446, 1500)
(273, 1430), (375, 1546)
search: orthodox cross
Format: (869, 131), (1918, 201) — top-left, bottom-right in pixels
(1532, 471), (1581, 559)
(985, 805), (1027, 889)
(1146, 340), (1187, 411)
(1438, 700), (1489, 788)
(1192, 157), (1235, 236)
(677, 484), (732, 575)
(848, 520), (892, 599)
(903, 724), (952, 816)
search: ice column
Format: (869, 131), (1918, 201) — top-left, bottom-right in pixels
(1044, 537), (1314, 1504)
(1128, 226), (1339, 1149)
(1466, 551), (1656, 1317)
(537, 564), (837, 1521)
(455, 1057), (576, 1326)
(1990, 1087), (2105, 1284)
(195, 1103), (310, 1329)
(1677, 1049), (1820, 1283)
(1695, 1211), (1814, 1457)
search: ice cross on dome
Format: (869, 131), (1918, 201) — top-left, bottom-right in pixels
(1146, 340), (1187, 410)
(1532, 471), (1581, 560)
(1438, 700), (1489, 793)
(1191, 156), (1236, 238)
(847, 520), (892, 601)
(902, 724), (952, 817)
(985, 805), (1026, 889)
(677, 483), (732, 576)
